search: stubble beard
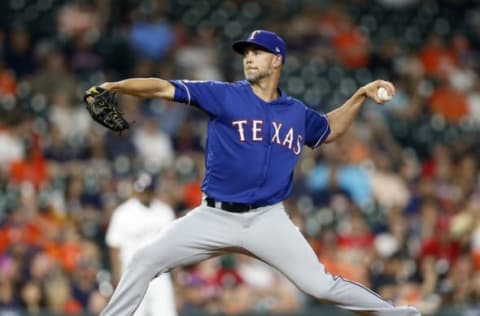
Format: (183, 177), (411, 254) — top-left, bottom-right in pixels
(245, 68), (272, 84)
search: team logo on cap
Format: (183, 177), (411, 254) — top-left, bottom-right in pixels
(275, 47), (280, 52)
(249, 30), (261, 39)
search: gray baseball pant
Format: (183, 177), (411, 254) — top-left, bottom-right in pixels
(100, 202), (421, 316)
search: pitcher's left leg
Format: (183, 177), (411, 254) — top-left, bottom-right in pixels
(243, 207), (420, 316)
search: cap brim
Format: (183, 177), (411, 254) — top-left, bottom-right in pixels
(232, 40), (273, 55)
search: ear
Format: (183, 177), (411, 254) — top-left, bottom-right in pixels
(272, 55), (282, 68)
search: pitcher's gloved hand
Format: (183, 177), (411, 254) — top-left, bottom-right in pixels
(84, 86), (130, 132)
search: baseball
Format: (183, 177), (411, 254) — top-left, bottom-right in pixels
(377, 87), (392, 102)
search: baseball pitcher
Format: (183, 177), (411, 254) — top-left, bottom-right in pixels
(87, 30), (421, 316)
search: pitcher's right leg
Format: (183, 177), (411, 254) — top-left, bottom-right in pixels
(100, 205), (243, 316)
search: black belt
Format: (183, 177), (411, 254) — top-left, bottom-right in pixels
(205, 197), (261, 213)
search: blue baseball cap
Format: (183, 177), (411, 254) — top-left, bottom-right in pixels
(232, 30), (286, 64)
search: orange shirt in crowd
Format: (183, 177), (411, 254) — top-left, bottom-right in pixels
(473, 251), (480, 269)
(429, 86), (468, 122)
(0, 220), (43, 253)
(9, 133), (48, 188)
(183, 181), (202, 209)
(63, 298), (83, 314)
(333, 29), (370, 68)
(44, 242), (84, 272)
(0, 69), (16, 95)
(419, 46), (457, 76)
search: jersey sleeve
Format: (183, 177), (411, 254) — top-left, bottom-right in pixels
(105, 208), (127, 248)
(170, 80), (227, 117)
(304, 107), (331, 148)
(165, 206), (175, 223)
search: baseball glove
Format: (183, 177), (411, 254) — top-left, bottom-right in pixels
(83, 86), (130, 132)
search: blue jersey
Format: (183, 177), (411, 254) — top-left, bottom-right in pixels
(171, 80), (330, 206)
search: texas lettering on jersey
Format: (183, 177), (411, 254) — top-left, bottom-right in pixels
(231, 119), (302, 155)
(171, 79), (330, 205)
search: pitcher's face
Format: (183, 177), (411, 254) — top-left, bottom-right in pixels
(242, 46), (279, 83)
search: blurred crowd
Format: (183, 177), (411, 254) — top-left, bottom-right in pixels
(0, 0), (480, 315)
